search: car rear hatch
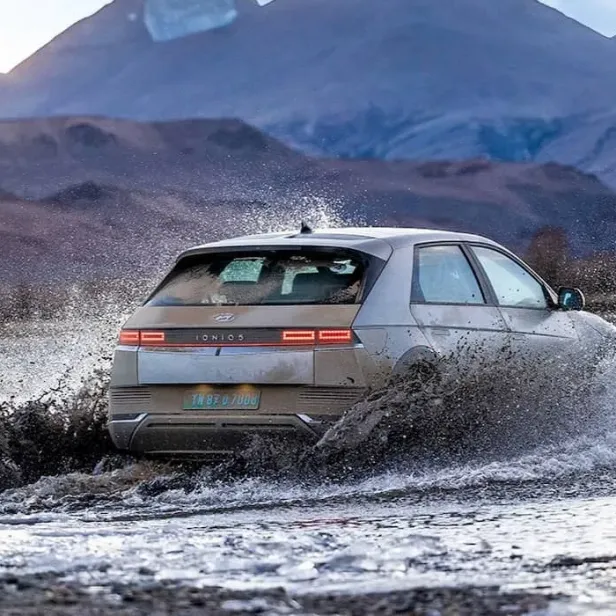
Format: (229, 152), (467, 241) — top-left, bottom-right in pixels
(126, 305), (361, 385)
(119, 244), (389, 388)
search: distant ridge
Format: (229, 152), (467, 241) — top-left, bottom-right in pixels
(1, 0), (616, 182)
(1, 116), (616, 282)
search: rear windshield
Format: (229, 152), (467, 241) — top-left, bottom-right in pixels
(146, 249), (371, 306)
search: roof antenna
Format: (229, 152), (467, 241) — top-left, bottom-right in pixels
(300, 221), (313, 234)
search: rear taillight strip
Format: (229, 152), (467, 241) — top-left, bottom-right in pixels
(119, 329), (355, 347)
(281, 330), (316, 344)
(140, 331), (166, 344)
(318, 329), (353, 343)
(118, 330), (140, 345)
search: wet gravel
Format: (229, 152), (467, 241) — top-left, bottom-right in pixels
(0, 574), (553, 615)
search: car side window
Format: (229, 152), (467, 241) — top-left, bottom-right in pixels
(472, 246), (547, 309)
(412, 245), (485, 305)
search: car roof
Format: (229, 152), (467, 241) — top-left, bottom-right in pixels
(177, 227), (499, 261)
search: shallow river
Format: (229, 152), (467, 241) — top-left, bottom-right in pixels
(3, 320), (616, 614)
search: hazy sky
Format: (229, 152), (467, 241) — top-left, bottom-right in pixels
(541, 0), (616, 36)
(0, 0), (112, 73)
(0, 0), (615, 74)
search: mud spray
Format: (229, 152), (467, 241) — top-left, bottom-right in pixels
(2, 333), (616, 517)
(2, 330), (616, 616)
(3, 203), (616, 517)
(0, 201), (356, 488)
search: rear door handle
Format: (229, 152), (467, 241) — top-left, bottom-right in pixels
(431, 328), (451, 337)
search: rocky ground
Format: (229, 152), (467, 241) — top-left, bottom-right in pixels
(0, 574), (554, 615)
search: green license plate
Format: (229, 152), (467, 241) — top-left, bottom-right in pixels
(183, 387), (261, 411)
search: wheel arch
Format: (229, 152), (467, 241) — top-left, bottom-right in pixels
(392, 345), (440, 375)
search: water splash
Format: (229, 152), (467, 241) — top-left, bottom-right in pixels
(0, 200), (355, 403)
(0, 371), (114, 492)
(3, 342), (616, 516)
(241, 195), (363, 235)
(3, 204), (616, 516)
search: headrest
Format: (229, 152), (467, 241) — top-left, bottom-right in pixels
(292, 273), (323, 292)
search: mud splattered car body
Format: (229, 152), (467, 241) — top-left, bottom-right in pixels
(108, 227), (611, 456)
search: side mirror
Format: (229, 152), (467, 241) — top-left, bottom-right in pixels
(558, 287), (585, 311)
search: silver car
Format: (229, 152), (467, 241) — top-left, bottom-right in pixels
(108, 226), (613, 457)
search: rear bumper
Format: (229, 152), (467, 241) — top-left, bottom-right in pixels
(108, 412), (322, 456)
(107, 383), (366, 456)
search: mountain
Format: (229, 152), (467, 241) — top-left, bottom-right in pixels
(0, 116), (304, 199)
(0, 184), (250, 283)
(2, 0), (616, 182)
(2, 116), (616, 282)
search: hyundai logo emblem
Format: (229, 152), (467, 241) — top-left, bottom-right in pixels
(214, 313), (236, 323)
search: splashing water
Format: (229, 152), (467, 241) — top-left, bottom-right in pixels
(0, 371), (114, 491)
(5, 214), (616, 612)
(0, 200), (362, 494)
(2, 340), (616, 511)
(4, 208), (616, 613)
(2, 333), (616, 613)
(0, 198), (351, 403)
(241, 194), (364, 235)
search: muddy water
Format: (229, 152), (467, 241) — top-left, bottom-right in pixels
(3, 320), (616, 614)
(3, 456), (616, 614)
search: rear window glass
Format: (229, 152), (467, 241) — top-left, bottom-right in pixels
(146, 250), (367, 306)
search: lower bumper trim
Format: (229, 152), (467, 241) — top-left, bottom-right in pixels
(108, 413), (322, 456)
